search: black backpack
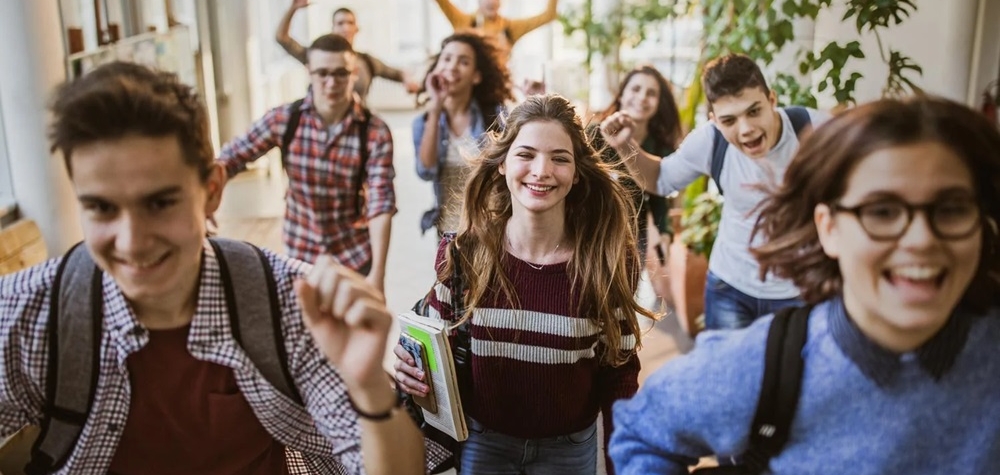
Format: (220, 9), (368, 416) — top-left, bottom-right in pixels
(710, 106), (811, 195)
(25, 238), (299, 474)
(691, 305), (811, 474)
(281, 100), (373, 219)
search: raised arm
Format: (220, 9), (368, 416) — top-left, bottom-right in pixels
(275, 0), (309, 65)
(599, 112), (662, 194)
(296, 258), (425, 475)
(506, 0), (560, 43)
(432, 0), (472, 29)
(215, 106), (287, 179)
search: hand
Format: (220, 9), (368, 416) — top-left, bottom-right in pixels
(518, 78), (546, 96)
(402, 73), (421, 94)
(291, 0), (309, 9)
(364, 272), (386, 296)
(296, 256), (392, 393)
(600, 111), (637, 149)
(393, 344), (429, 397)
(424, 72), (451, 108)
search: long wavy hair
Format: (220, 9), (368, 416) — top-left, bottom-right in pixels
(440, 94), (651, 366)
(752, 96), (1000, 312)
(417, 31), (514, 124)
(599, 65), (683, 151)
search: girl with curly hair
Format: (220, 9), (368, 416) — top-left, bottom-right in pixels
(398, 94), (651, 474)
(414, 31), (514, 236)
(594, 65), (683, 301)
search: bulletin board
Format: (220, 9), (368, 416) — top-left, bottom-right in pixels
(65, 24), (197, 87)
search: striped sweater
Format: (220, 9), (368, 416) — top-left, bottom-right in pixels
(426, 240), (640, 446)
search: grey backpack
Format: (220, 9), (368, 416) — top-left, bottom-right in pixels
(25, 238), (300, 474)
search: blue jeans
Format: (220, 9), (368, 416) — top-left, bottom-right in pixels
(460, 418), (598, 475)
(703, 271), (801, 330)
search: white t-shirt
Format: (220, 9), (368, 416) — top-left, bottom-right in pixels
(657, 107), (831, 299)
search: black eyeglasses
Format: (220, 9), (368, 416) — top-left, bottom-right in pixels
(310, 68), (353, 81)
(830, 197), (982, 241)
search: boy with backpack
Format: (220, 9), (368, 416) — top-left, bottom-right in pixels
(217, 34), (395, 294)
(0, 60), (437, 474)
(601, 53), (831, 330)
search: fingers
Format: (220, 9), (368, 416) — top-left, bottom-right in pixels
(392, 347), (428, 396)
(299, 256), (389, 331)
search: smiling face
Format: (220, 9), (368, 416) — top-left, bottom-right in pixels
(479, 0), (501, 19)
(619, 72), (661, 124)
(814, 141), (982, 352)
(70, 134), (222, 313)
(433, 40), (481, 95)
(499, 120), (578, 219)
(709, 86), (780, 158)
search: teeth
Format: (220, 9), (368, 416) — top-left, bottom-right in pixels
(891, 265), (943, 281)
(525, 184), (554, 192)
(127, 256), (162, 269)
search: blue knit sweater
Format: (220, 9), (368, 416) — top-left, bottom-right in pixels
(610, 299), (1000, 474)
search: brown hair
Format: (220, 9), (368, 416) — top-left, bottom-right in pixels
(752, 96), (1000, 312)
(417, 31), (514, 123)
(309, 33), (354, 55)
(703, 53), (770, 107)
(600, 65), (683, 150)
(48, 61), (213, 180)
(444, 94), (651, 366)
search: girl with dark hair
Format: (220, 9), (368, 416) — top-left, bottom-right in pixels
(398, 94), (652, 474)
(414, 32), (515, 236)
(594, 65), (683, 298)
(611, 96), (1000, 474)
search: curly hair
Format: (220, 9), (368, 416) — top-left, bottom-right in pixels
(599, 65), (683, 150)
(48, 61), (213, 181)
(417, 31), (514, 122)
(751, 96), (1000, 312)
(440, 94), (652, 367)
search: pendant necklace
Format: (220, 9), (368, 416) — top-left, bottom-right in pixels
(507, 234), (560, 270)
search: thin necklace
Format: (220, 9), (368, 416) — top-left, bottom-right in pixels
(506, 234), (560, 270)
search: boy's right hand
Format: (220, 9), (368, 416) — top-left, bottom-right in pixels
(393, 344), (429, 397)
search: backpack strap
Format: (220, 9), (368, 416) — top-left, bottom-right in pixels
(210, 237), (303, 405)
(353, 108), (372, 220)
(280, 99), (306, 169)
(741, 305), (812, 473)
(26, 243), (103, 475)
(709, 107), (811, 197)
(784, 106), (811, 137)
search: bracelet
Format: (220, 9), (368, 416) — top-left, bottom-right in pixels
(347, 388), (403, 422)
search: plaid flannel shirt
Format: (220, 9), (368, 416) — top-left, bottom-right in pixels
(0, 240), (447, 474)
(217, 94), (396, 269)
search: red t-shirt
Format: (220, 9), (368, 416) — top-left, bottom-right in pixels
(108, 325), (289, 474)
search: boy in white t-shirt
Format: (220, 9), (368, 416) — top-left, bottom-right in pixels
(601, 54), (831, 330)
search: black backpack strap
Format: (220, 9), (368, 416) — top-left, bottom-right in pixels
(280, 99), (306, 169)
(709, 126), (728, 196)
(741, 305), (812, 473)
(27, 243), (103, 475)
(210, 238), (302, 405)
(783, 106), (812, 137)
(353, 108), (372, 220)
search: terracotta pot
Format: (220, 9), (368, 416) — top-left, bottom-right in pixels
(666, 241), (709, 338)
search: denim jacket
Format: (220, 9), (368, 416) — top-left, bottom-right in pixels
(412, 100), (501, 233)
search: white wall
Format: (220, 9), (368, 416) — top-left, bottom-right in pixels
(0, 1), (82, 254)
(813, 0), (981, 106)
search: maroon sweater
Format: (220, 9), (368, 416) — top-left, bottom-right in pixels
(429, 240), (640, 464)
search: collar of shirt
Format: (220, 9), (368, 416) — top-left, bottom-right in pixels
(827, 295), (973, 387)
(303, 87), (367, 124)
(102, 240), (249, 371)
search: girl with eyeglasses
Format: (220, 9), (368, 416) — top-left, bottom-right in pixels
(610, 96), (1000, 474)
(414, 32), (514, 237)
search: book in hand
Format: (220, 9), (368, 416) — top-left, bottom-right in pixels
(396, 310), (468, 442)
